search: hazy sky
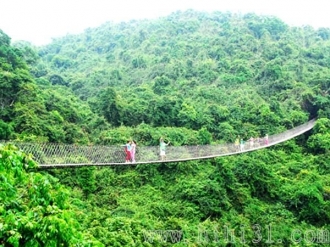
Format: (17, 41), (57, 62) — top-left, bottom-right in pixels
(1, 0), (330, 46)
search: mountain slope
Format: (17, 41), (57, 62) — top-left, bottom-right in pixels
(35, 10), (330, 142)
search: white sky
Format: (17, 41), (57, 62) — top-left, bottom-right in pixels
(1, 0), (330, 46)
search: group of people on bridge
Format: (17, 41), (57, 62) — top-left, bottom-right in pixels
(235, 134), (269, 152)
(122, 140), (137, 163)
(122, 134), (269, 163)
(123, 137), (170, 163)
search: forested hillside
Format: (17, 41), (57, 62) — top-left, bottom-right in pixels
(33, 10), (330, 144)
(0, 30), (108, 144)
(1, 10), (330, 246)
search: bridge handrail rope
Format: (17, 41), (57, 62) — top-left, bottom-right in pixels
(2, 119), (316, 168)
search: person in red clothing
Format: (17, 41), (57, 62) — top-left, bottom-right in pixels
(123, 140), (132, 163)
(264, 134), (269, 145)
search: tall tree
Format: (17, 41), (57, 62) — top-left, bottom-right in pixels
(97, 87), (121, 126)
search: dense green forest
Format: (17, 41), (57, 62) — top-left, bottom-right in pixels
(1, 10), (330, 246)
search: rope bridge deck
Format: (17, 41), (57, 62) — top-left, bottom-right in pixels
(5, 119), (316, 168)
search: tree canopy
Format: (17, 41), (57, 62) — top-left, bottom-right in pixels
(1, 9), (330, 246)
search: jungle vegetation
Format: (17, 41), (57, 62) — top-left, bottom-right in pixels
(1, 10), (330, 246)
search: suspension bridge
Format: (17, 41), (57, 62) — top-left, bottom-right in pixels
(6, 119), (316, 168)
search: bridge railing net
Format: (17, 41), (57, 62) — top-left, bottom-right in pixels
(3, 119), (315, 166)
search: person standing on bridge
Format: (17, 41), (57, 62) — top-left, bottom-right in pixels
(249, 137), (254, 149)
(160, 137), (170, 161)
(131, 140), (137, 163)
(240, 138), (245, 152)
(264, 134), (269, 145)
(123, 140), (132, 163)
(234, 137), (240, 152)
